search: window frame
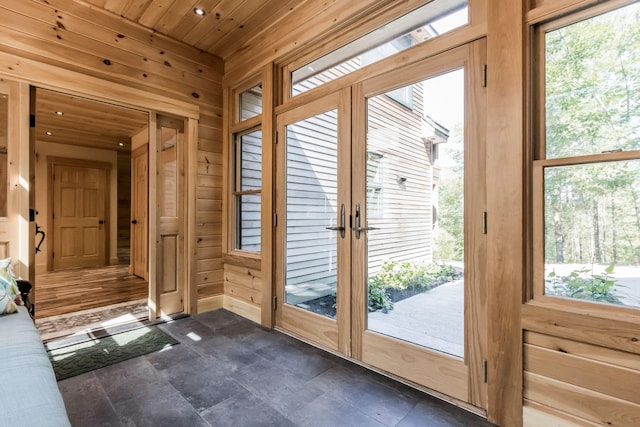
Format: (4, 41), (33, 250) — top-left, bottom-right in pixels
(227, 76), (264, 257)
(530, 0), (640, 322)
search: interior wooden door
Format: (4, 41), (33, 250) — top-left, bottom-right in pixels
(275, 89), (352, 354)
(155, 114), (185, 316)
(131, 144), (148, 279)
(352, 40), (487, 408)
(50, 160), (109, 271)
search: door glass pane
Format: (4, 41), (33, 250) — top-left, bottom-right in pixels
(0, 93), (7, 217)
(285, 110), (338, 319)
(544, 160), (640, 309)
(160, 127), (177, 217)
(366, 69), (465, 357)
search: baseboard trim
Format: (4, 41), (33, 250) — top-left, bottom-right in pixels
(223, 295), (261, 324)
(197, 295), (224, 313)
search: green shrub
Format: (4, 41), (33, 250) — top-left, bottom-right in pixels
(545, 263), (624, 305)
(367, 279), (394, 313)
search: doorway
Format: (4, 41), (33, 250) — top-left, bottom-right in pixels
(275, 40), (487, 409)
(33, 88), (150, 324)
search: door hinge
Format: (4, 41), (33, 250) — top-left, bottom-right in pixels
(482, 211), (487, 234)
(29, 114), (36, 128)
(483, 360), (488, 383)
(275, 131), (278, 144)
(482, 64), (487, 87)
(273, 295), (277, 310)
(273, 213), (278, 227)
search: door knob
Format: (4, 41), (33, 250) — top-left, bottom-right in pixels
(131, 219), (138, 224)
(98, 220), (104, 225)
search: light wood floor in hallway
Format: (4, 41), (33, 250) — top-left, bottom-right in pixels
(35, 265), (148, 319)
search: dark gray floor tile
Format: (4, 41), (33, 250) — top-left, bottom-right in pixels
(157, 355), (248, 412)
(397, 399), (494, 427)
(157, 317), (219, 346)
(113, 384), (209, 427)
(232, 358), (308, 402)
(350, 380), (418, 426)
(54, 310), (497, 427)
(193, 309), (245, 330)
(215, 319), (275, 351)
(94, 357), (170, 404)
(201, 391), (296, 427)
(294, 394), (386, 427)
(198, 333), (267, 370)
(58, 372), (122, 427)
(145, 341), (202, 371)
(256, 339), (335, 380)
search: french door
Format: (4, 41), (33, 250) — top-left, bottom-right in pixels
(275, 89), (352, 354)
(276, 40), (486, 408)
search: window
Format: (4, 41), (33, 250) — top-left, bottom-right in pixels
(533, 2), (640, 310)
(239, 84), (262, 121)
(291, 0), (469, 96)
(230, 79), (263, 254)
(233, 129), (262, 252)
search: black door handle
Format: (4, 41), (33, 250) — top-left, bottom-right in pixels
(131, 219), (137, 224)
(99, 220), (104, 225)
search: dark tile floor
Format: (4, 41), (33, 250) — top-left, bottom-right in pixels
(58, 309), (496, 427)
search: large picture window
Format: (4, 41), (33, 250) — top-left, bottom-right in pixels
(533, 2), (640, 311)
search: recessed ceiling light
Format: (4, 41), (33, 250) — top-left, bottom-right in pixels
(55, 111), (64, 115)
(46, 131), (52, 136)
(193, 7), (205, 16)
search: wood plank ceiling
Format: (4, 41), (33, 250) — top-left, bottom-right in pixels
(83, 0), (309, 60)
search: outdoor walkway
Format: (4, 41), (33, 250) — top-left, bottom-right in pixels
(368, 281), (464, 357)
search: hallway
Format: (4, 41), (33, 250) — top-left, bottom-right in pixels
(35, 265), (148, 319)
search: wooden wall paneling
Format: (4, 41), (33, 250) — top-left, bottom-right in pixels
(522, 304), (640, 355)
(524, 331), (640, 371)
(524, 372), (640, 426)
(25, 0), (222, 73)
(525, 344), (640, 404)
(486, 0), (524, 425)
(0, 4), (221, 105)
(523, 400), (601, 427)
(224, 263), (262, 307)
